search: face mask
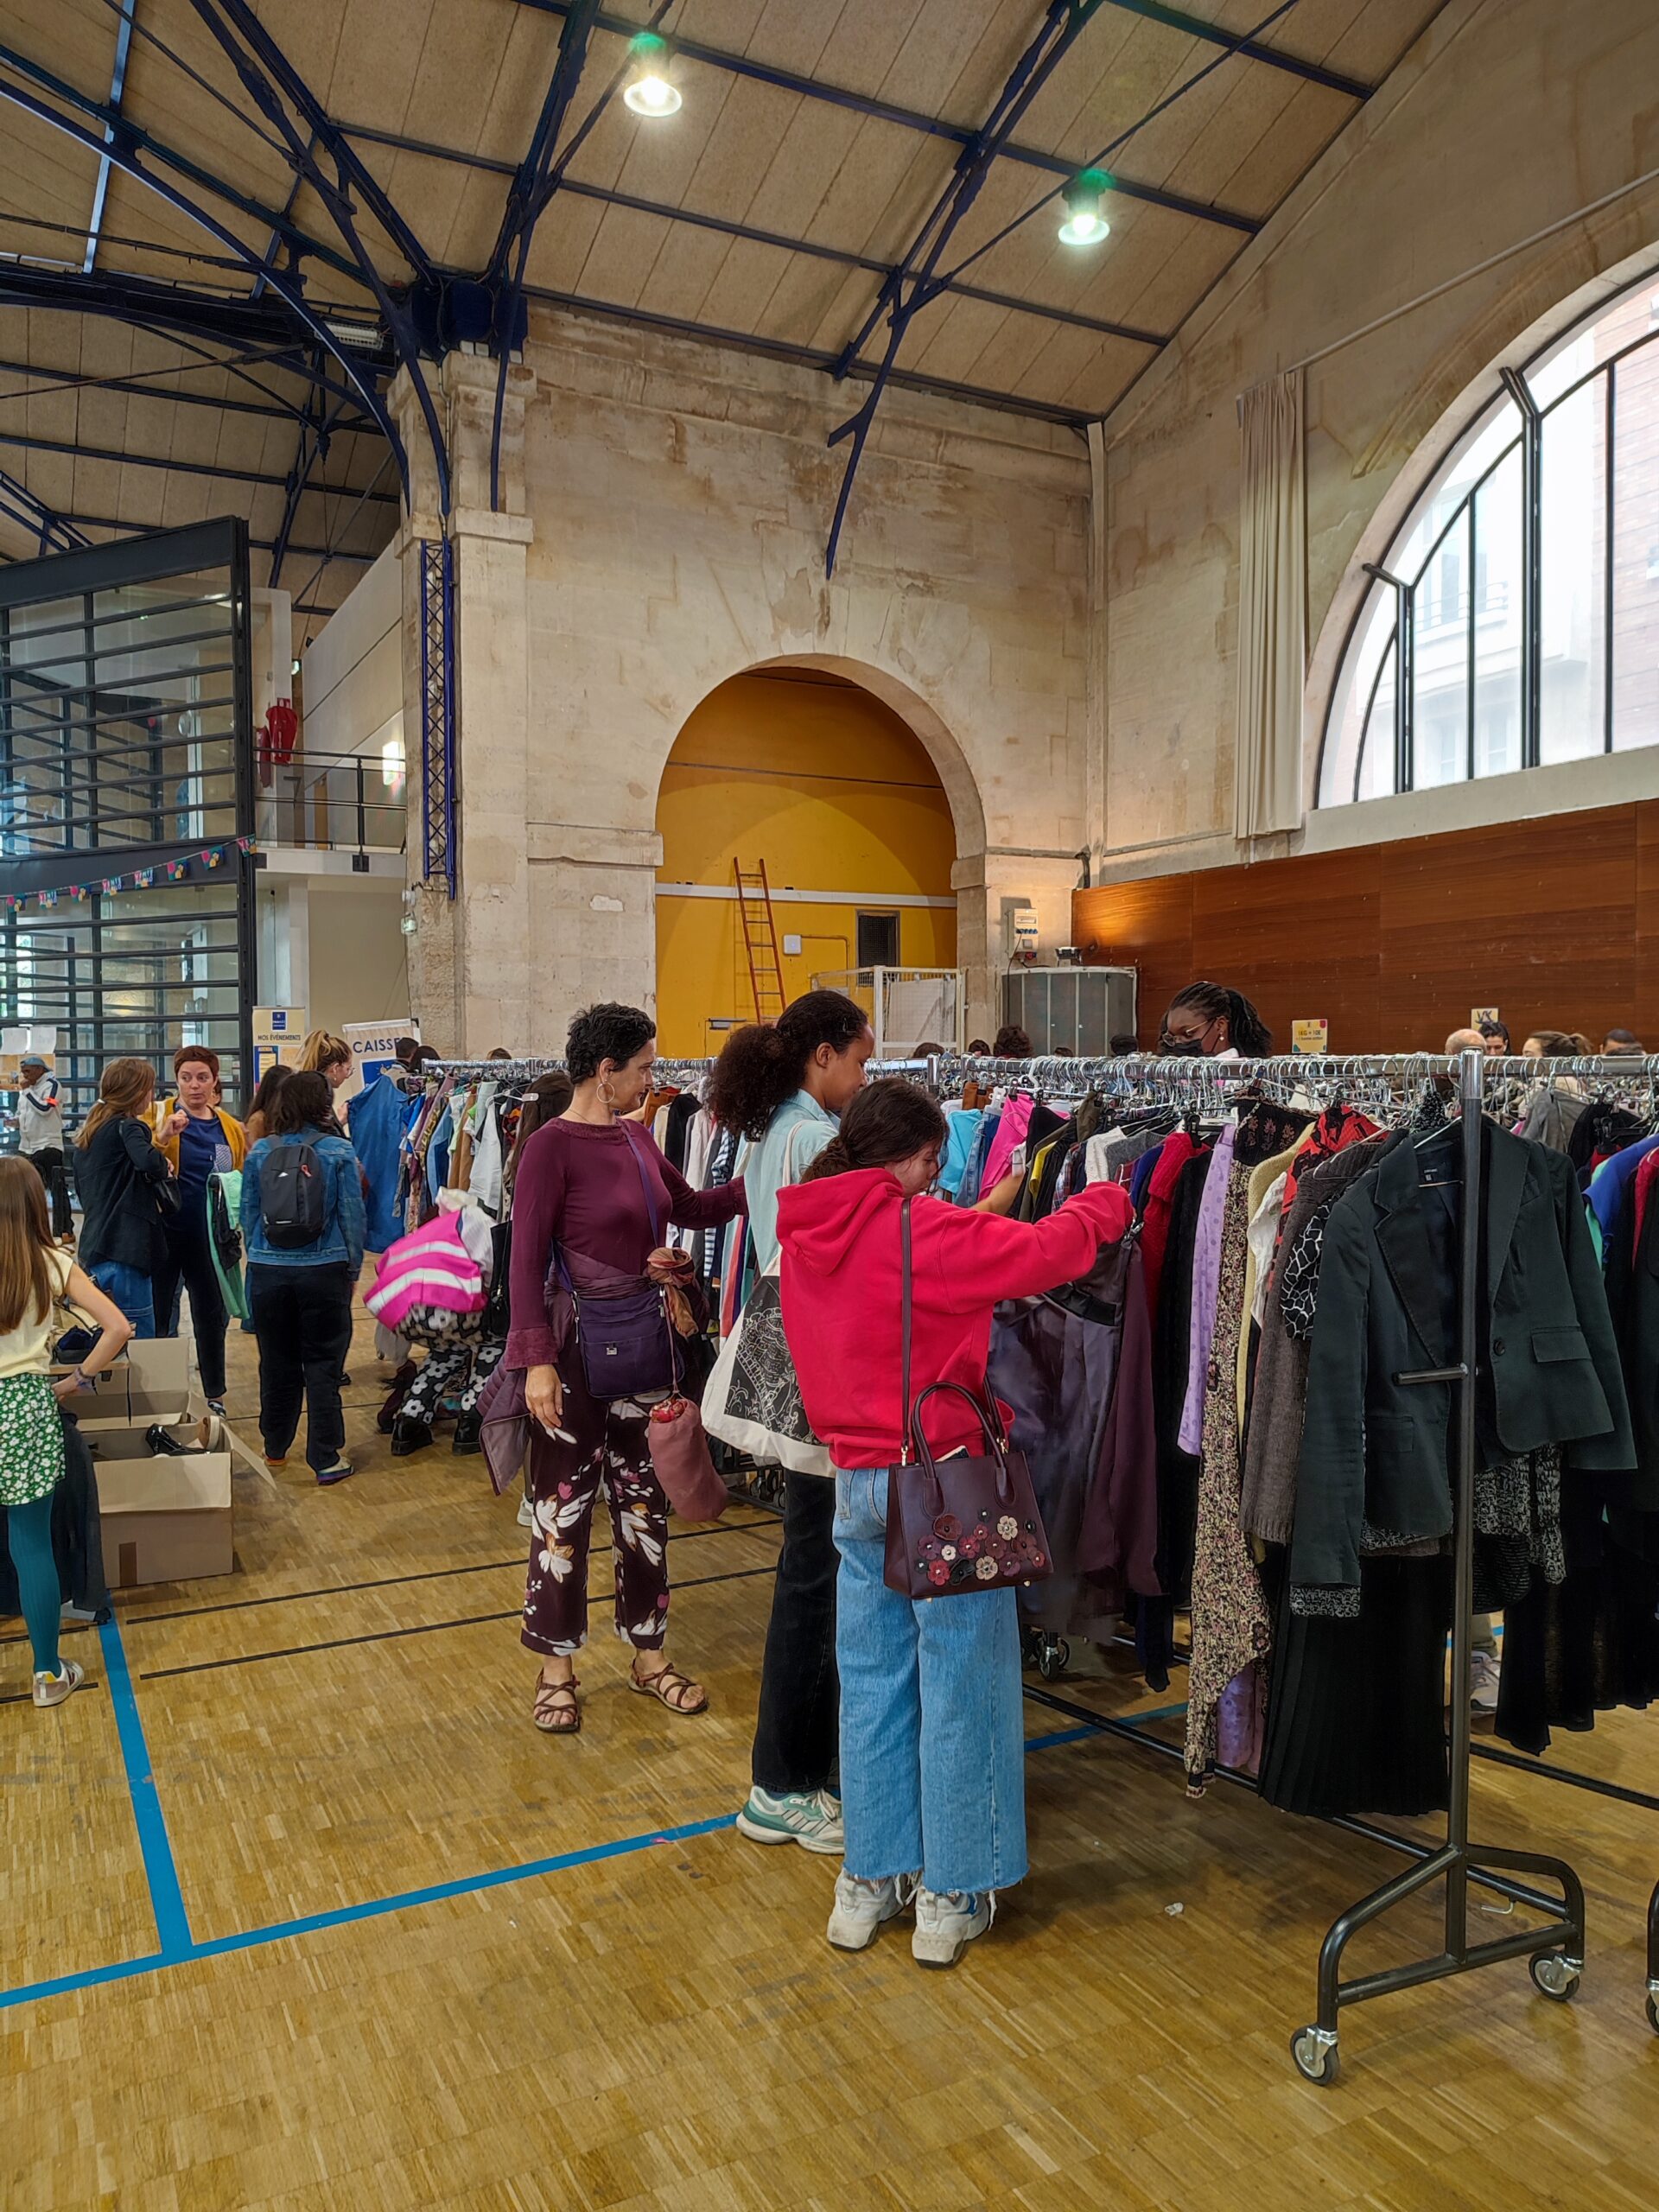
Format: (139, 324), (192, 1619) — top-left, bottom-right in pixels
(1159, 1031), (1205, 1058)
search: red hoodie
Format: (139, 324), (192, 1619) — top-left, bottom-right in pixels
(778, 1171), (1133, 1470)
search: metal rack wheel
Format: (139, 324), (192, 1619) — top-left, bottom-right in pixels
(1645, 1988), (1658, 2035)
(1037, 1636), (1071, 1681)
(1290, 2026), (1339, 2086)
(1529, 1952), (1583, 2002)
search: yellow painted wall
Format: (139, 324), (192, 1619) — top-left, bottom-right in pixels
(654, 671), (957, 1054)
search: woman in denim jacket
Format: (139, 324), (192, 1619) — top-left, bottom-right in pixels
(239, 1070), (366, 1485)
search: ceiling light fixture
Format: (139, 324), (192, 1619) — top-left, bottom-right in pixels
(623, 32), (681, 117)
(1058, 169), (1111, 247)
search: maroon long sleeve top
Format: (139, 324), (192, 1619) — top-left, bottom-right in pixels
(505, 1116), (747, 1370)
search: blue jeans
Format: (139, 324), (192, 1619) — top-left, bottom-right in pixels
(833, 1467), (1027, 1896)
(88, 1259), (156, 1340)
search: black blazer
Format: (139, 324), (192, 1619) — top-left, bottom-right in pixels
(1294, 1122), (1633, 1593)
(73, 1115), (170, 1272)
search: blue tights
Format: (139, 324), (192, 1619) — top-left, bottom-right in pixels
(5, 1492), (61, 1675)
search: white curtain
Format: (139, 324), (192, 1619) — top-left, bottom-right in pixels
(1235, 371), (1306, 840)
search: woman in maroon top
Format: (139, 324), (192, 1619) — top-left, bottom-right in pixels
(506, 1003), (747, 1735)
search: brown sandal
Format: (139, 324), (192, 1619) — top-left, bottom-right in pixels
(629, 1662), (709, 1717)
(533, 1673), (581, 1734)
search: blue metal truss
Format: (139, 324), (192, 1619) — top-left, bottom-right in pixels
(0, 36), (359, 288)
(183, 0), (450, 519)
(484, 0), (604, 510)
(84, 0), (137, 276)
(823, 0), (1110, 575)
(418, 535), (457, 898)
(510, 2), (1371, 150)
(0, 71), (407, 487)
(0, 467), (91, 556)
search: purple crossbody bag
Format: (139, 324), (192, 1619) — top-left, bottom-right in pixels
(557, 1124), (679, 1402)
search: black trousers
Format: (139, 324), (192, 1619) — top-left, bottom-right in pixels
(750, 1471), (840, 1796)
(25, 1147), (72, 1239)
(247, 1263), (353, 1472)
(154, 1210), (228, 1399)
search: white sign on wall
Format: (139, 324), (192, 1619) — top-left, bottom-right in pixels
(340, 1018), (419, 1103)
(251, 1006), (307, 1080)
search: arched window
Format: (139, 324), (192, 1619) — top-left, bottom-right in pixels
(1319, 269), (1659, 806)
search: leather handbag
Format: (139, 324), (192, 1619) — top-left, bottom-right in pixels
(563, 1126), (678, 1402)
(645, 1394), (729, 1521)
(883, 1199), (1052, 1600)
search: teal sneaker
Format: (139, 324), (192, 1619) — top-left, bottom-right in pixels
(735, 1786), (844, 1856)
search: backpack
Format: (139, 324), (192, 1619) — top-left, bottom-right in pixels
(258, 1135), (327, 1249)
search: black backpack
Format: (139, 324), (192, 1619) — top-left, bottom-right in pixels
(258, 1135), (327, 1249)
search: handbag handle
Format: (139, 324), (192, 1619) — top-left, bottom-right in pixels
(899, 1199), (1008, 1474)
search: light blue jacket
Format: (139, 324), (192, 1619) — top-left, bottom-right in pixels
(239, 1126), (366, 1274)
(739, 1090), (840, 1278)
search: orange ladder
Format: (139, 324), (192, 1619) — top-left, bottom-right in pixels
(734, 858), (785, 1022)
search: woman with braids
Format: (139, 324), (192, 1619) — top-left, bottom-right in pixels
(1158, 980), (1273, 1059)
(708, 988), (874, 1859)
(507, 1005), (747, 1736)
(778, 1080), (1128, 1965)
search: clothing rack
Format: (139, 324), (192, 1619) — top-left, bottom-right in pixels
(885, 1047), (1631, 2078)
(425, 1057), (716, 1085)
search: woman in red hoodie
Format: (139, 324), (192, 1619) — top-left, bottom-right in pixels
(779, 1080), (1130, 1967)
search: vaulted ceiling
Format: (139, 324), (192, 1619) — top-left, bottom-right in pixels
(0, 0), (1447, 637)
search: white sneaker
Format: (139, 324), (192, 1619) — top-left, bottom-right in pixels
(734, 1786), (845, 1855)
(1470, 1650), (1501, 1713)
(827, 1870), (912, 1952)
(912, 1888), (995, 1968)
(518, 1491), (536, 1528)
(32, 1659), (85, 1709)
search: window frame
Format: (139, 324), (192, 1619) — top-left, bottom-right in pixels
(1316, 262), (1659, 807)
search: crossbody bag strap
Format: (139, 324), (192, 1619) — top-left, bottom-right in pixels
(620, 1120), (665, 1244)
(900, 1198), (913, 1466)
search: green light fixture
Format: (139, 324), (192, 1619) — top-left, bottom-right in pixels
(623, 32), (681, 117)
(1058, 169), (1111, 246)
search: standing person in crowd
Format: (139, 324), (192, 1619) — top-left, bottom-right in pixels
(1159, 981), (1272, 1058)
(154, 1046), (245, 1418)
(73, 1058), (173, 1337)
(13, 1053), (72, 1245)
(1478, 1018), (1511, 1054)
(1445, 1027), (1487, 1057)
(1605, 1027), (1644, 1056)
(1522, 1029), (1594, 1058)
(243, 1064), (293, 1144)
(507, 1004), (747, 1736)
(708, 989), (874, 1855)
(778, 1080), (1128, 1966)
(297, 1031), (354, 1128)
(991, 1024), (1032, 1058)
(0, 1158), (131, 1708)
(298, 1030), (353, 1088)
(240, 1071), (365, 1486)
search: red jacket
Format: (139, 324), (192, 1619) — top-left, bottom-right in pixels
(778, 1171), (1132, 1470)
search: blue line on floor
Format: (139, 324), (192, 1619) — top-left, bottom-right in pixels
(98, 1614), (193, 1958)
(0, 1813), (738, 2015)
(2, 1662), (1191, 2017)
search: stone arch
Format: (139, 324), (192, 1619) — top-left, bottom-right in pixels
(651, 651), (996, 1043)
(651, 651), (988, 870)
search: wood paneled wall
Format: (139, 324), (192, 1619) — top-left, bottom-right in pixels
(1075, 803), (1651, 1053)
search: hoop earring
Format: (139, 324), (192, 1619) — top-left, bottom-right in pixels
(600, 1075), (616, 1112)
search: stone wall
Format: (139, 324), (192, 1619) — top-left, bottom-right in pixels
(1099, 0), (1659, 885)
(393, 333), (1090, 1051)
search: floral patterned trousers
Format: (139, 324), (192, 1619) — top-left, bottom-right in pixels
(521, 1373), (670, 1657)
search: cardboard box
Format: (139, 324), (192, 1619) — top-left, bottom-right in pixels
(72, 1336), (195, 1428)
(90, 1426), (234, 1589)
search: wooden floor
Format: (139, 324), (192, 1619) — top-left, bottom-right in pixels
(4, 1312), (1659, 2211)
